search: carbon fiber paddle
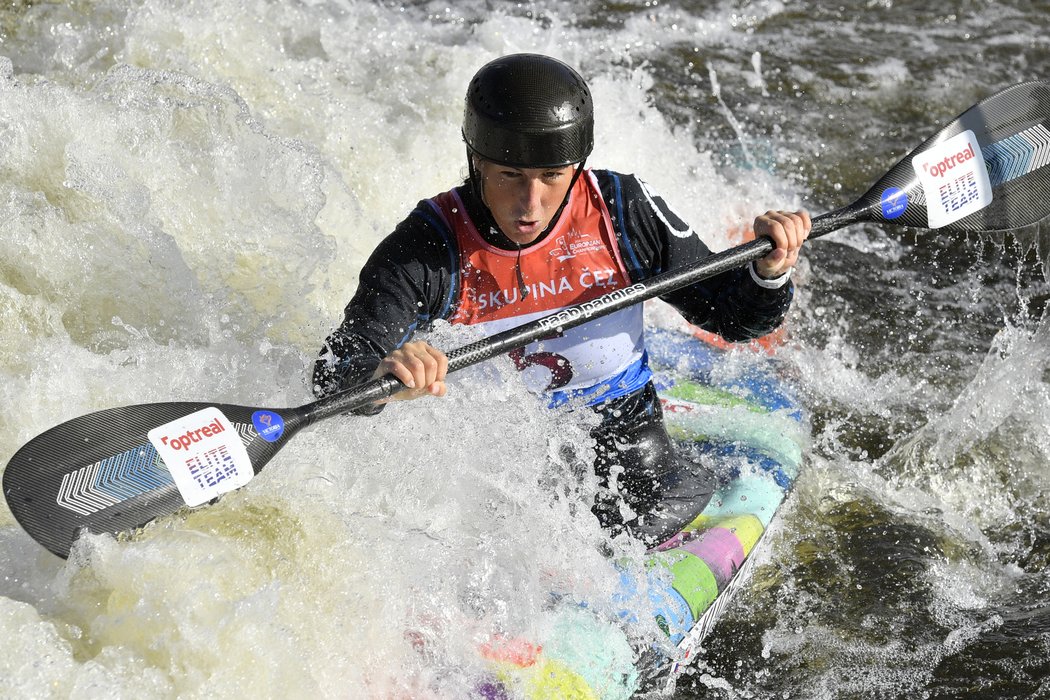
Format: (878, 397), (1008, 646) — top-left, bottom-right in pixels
(6, 80), (1050, 558)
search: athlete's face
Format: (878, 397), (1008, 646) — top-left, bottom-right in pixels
(476, 160), (576, 246)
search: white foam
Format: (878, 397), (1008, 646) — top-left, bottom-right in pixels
(2, 2), (761, 694)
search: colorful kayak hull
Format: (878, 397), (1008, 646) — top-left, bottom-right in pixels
(482, 325), (806, 698)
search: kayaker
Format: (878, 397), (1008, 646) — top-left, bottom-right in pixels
(313, 53), (810, 544)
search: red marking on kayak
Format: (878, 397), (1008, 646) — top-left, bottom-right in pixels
(478, 634), (542, 668)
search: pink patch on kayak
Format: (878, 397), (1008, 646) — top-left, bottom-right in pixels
(680, 527), (745, 587)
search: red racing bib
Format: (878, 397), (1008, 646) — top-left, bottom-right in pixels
(427, 171), (646, 401)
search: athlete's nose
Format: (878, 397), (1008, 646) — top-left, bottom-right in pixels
(520, 177), (543, 216)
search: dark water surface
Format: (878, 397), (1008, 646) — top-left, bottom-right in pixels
(1, 1), (1049, 698)
(610, 2), (1050, 698)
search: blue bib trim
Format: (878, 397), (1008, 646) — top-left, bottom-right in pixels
(547, 352), (653, 408)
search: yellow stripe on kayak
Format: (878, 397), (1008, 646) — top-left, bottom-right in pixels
(681, 513), (764, 556)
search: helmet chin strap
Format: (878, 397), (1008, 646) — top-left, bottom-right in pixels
(514, 244), (529, 299)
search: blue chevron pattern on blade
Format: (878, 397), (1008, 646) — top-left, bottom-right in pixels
(57, 443), (175, 515)
(54, 421), (257, 515)
(984, 124), (1050, 186)
(100, 443), (171, 498)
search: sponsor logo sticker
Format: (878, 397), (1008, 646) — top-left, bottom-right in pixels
(147, 407), (254, 507)
(252, 410), (285, 443)
(911, 129), (992, 228)
(880, 187), (908, 219)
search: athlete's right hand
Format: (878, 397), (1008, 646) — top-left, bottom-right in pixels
(374, 340), (449, 402)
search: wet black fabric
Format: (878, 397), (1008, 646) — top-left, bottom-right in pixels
(590, 382), (716, 546)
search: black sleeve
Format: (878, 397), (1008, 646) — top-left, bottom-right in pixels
(595, 170), (793, 342)
(312, 202), (458, 404)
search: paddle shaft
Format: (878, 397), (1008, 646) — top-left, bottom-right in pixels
(7, 79), (1050, 558)
(312, 69), (1050, 420)
(302, 203), (863, 425)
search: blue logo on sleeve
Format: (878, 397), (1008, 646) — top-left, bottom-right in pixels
(252, 410), (286, 442)
(880, 187), (908, 219)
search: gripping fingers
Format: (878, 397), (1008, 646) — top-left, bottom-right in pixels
(754, 209), (811, 277)
(377, 341), (449, 401)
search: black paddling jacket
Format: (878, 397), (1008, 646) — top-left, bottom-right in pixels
(313, 170), (793, 402)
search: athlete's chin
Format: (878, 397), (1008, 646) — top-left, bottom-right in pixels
(503, 220), (544, 245)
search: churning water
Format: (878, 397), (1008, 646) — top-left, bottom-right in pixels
(2, 1), (1049, 698)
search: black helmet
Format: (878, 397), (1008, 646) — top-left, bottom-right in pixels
(463, 54), (594, 168)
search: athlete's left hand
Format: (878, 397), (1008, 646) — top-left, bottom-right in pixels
(753, 209), (811, 279)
